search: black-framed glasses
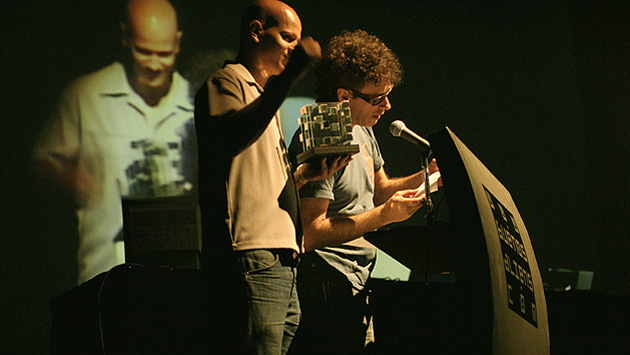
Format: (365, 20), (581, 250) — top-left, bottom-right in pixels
(349, 87), (392, 106)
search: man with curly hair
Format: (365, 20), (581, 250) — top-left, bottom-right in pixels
(288, 29), (436, 354)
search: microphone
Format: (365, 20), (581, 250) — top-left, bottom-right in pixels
(389, 120), (431, 152)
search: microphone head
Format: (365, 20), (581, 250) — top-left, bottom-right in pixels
(389, 120), (406, 137)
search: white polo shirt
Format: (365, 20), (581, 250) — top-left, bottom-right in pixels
(34, 62), (195, 284)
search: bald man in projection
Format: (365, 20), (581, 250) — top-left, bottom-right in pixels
(33, 0), (196, 284)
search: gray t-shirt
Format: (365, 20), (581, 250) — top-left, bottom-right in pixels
(299, 125), (385, 290)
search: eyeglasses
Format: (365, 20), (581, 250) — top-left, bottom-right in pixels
(349, 87), (392, 106)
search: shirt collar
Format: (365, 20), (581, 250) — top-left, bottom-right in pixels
(100, 62), (193, 113)
(223, 61), (264, 93)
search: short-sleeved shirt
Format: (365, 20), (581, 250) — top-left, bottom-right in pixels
(195, 63), (301, 255)
(33, 62), (195, 284)
(297, 125), (385, 290)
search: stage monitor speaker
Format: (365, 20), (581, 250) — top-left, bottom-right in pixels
(122, 195), (201, 269)
(50, 265), (213, 354)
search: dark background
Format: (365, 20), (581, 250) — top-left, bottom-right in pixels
(1, 0), (629, 353)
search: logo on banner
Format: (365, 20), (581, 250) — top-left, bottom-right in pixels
(483, 186), (538, 327)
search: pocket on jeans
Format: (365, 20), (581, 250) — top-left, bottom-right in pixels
(239, 250), (280, 275)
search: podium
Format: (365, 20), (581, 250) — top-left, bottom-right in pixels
(366, 127), (550, 354)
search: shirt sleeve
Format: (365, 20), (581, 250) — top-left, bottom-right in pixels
(208, 74), (246, 117)
(299, 172), (338, 201)
(194, 70), (248, 158)
(367, 126), (385, 172)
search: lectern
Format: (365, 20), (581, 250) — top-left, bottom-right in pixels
(367, 127), (550, 354)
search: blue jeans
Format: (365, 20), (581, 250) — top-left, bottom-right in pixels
(236, 249), (301, 355)
(288, 252), (370, 355)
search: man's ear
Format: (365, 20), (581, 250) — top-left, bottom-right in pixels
(337, 87), (352, 101)
(174, 30), (183, 54)
(120, 22), (129, 46)
(249, 20), (264, 42)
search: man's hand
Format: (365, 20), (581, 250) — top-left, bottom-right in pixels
(34, 157), (101, 208)
(380, 188), (426, 224)
(284, 36), (321, 81)
(427, 158), (443, 187)
(428, 158), (439, 175)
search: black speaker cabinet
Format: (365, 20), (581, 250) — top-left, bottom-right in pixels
(50, 265), (213, 354)
(122, 195), (201, 269)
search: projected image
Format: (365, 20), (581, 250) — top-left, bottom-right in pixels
(32, 0), (204, 284)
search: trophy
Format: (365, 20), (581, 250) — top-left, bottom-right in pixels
(296, 100), (360, 164)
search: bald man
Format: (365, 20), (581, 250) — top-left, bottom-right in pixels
(33, 0), (196, 284)
(123, 0), (182, 106)
(194, 1), (348, 353)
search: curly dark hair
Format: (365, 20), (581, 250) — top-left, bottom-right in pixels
(314, 29), (403, 101)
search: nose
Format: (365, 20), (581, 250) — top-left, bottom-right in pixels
(290, 37), (301, 50)
(146, 55), (162, 71)
(380, 96), (392, 110)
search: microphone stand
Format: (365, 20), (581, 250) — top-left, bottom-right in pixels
(421, 151), (435, 287)
(421, 153), (435, 226)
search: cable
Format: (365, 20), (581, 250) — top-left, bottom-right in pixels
(422, 189), (447, 285)
(97, 268), (114, 354)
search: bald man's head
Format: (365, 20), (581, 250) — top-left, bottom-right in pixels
(237, 0), (302, 82)
(239, 0), (300, 43)
(122, 0), (182, 106)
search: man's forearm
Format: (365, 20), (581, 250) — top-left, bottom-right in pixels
(303, 204), (389, 251)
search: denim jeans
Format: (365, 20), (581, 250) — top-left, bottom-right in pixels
(288, 252), (370, 355)
(236, 249), (300, 355)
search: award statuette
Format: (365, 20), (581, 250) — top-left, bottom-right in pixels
(296, 100), (360, 164)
